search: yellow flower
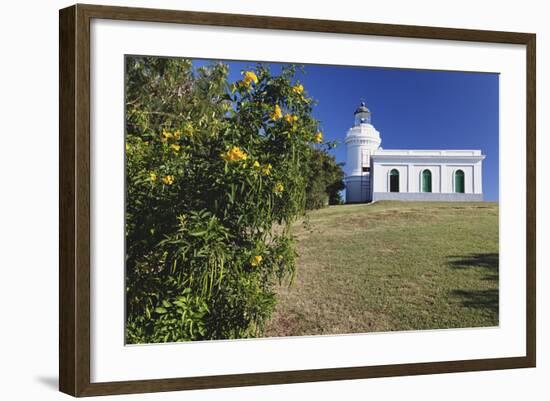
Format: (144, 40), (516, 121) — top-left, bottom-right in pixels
(314, 131), (323, 143)
(262, 163), (272, 176)
(149, 172), (157, 182)
(250, 255), (262, 267)
(173, 130), (181, 140)
(161, 129), (173, 142)
(183, 122), (194, 137)
(242, 71), (259, 87)
(273, 182), (284, 194)
(252, 161), (260, 168)
(170, 144), (181, 153)
(292, 84), (304, 95)
(125, 143), (130, 151)
(221, 146), (248, 162)
(162, 175), (174, 185)
(284, 114), (298, 124)
(270, 104), (283, 121)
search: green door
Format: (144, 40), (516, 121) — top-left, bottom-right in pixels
(455, 170), (465, 193)
(422, 170), (432, 193)
(389, 169), (399, 192)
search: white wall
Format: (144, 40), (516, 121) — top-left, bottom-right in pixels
(346, 141), (365, 176)
(0, 1), (547, 401)
(412, 165), (442, 192)
(446, 165), (474, 193)
(345, 124), (382, 176)
(372, 164), (409, 192)
(373, 162), (479, 194)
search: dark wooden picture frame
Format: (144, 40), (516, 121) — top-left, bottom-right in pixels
(59, 3), (536, 397)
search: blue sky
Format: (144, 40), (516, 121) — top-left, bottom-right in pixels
(193, 59), (499, 201)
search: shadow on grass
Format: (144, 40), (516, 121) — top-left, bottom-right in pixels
(447, 253), (499, 277)
(447, 253), (499, 315)
(450, 289), (499, 315)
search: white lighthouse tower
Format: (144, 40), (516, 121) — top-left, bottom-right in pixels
(344, 102), (381, 203)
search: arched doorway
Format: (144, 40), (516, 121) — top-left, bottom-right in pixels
(422, 169), (432, 193)
(389, 169), (399, 192)
(455, 169), (465, 193)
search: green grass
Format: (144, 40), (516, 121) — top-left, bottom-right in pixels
(264, 201), (499, 337)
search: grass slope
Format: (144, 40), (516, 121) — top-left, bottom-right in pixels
(265, 201), (499, 337)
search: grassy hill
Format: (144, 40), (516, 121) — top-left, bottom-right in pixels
(265, 201), (499, 337)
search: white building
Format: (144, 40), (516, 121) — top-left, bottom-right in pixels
(344, 102), (485, 203)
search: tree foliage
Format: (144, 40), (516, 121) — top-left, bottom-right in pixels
(306, 149), (345, 209)
(125, 56), (343, 343)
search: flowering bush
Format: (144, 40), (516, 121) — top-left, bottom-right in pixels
(124, 57), (337, 343)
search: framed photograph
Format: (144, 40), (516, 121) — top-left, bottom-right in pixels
(59, 4), (536, 397)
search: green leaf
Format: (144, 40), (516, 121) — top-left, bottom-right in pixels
(189, 230), (208, 237)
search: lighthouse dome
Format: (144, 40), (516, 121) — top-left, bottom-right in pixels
(353, 101), (372, 125)
(354, 102), (370, 114)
